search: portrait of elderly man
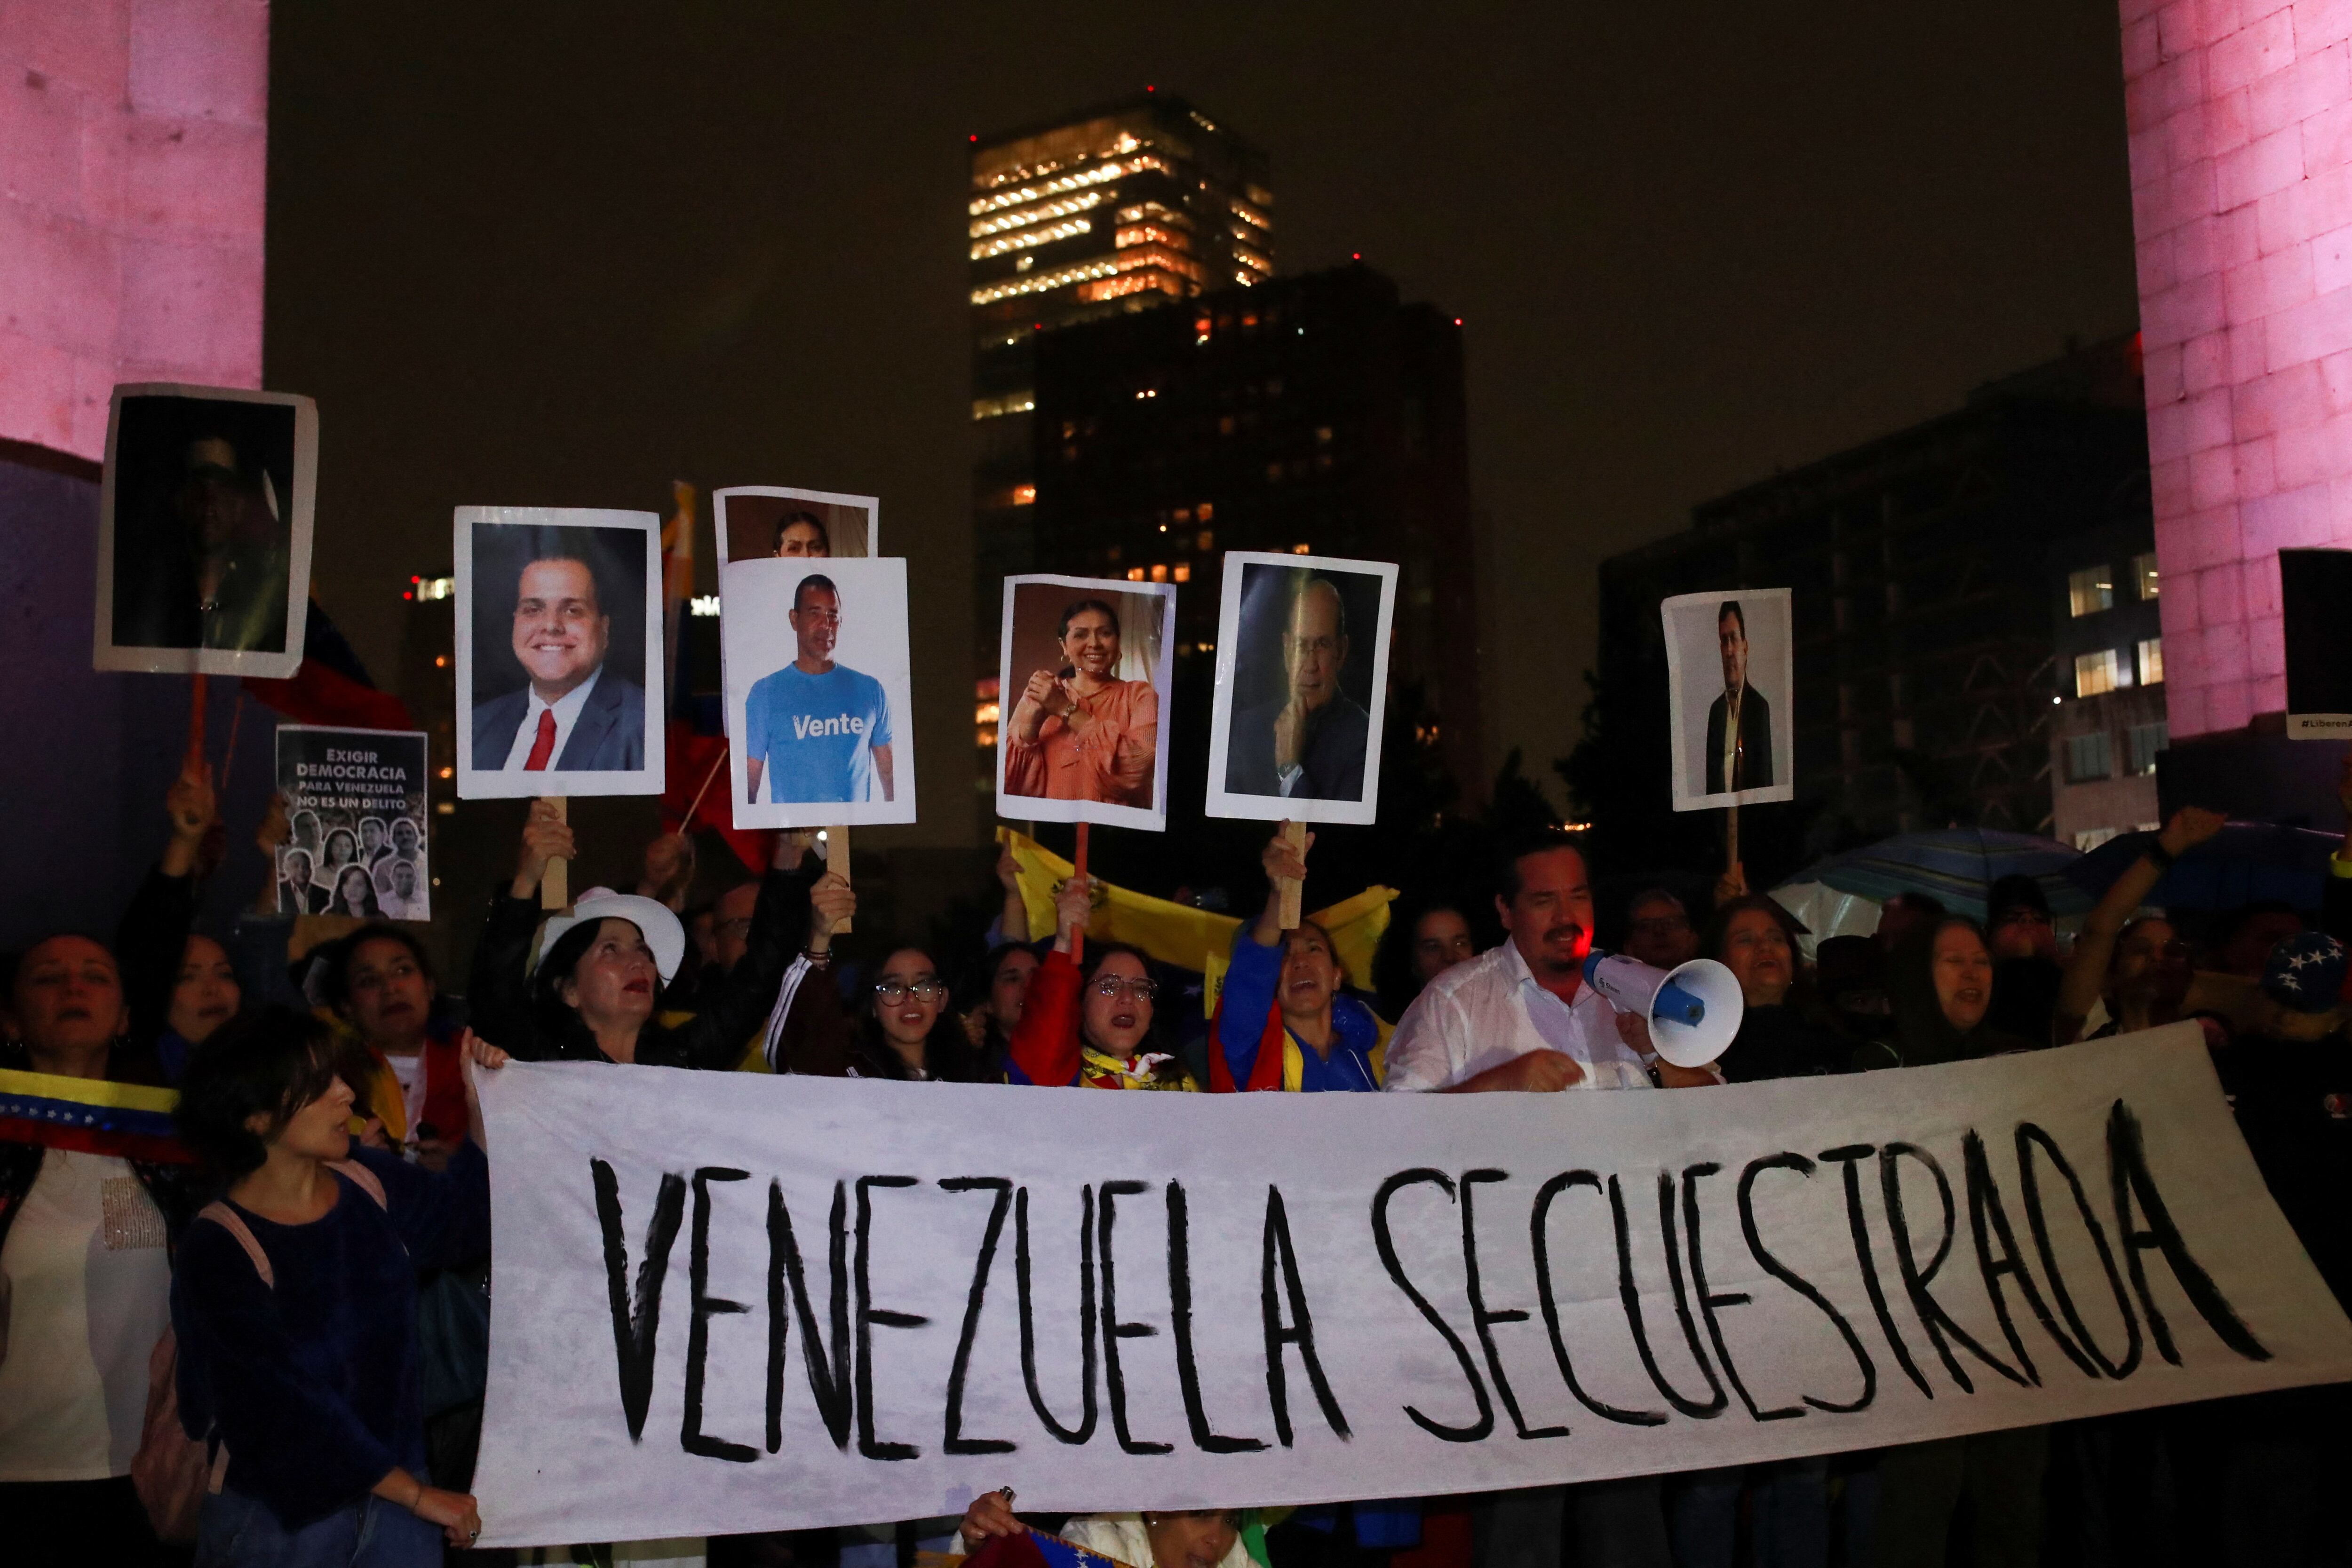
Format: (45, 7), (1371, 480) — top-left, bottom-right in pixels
(1225, 572), (1371, 800)
(1702, 598), (1773, 795)
(471, 545), (646, 772)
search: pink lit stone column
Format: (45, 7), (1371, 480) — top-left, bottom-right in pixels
(2123, 0), (2352, 738)
(0, 0), (268, 462)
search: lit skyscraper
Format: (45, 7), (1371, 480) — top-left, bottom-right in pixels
(969, 95), (1272, 721)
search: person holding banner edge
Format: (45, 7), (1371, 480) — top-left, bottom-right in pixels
(168, 1007), (506, 1563)
(959, 1489), (1252, 1568)
(1381, 832), (1714, 1568)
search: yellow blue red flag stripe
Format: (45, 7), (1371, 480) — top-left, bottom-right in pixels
(0, 1067), (191, 1164)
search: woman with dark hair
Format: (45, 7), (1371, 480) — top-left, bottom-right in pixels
(1003, 597), (1160, 808)
(1855, 915), (2047, 1568)
(316, 827), (359, 893)
(467, 799), (813, 1068)
(775, 510), (830, 556)
(114, 763), (244, 1084)
(1663, 894), (1849, 1568)
(1214, 828), (1385, 1092)
(1372, 896), (1481, 1020)
(961, 940), (1037, 1077)
(0, 933), (191, 1566)
(763, 876), (987, 1081)
(1698, 895), (1846, 1083)
(169, 1006), (501, 1564)
(327, 864), (380, 920)
(1006, 875), (1193, 1089)
(1854, 915), (2041, 1072)
(317, 926), (465, 1162)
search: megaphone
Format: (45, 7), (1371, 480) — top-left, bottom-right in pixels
(1581, 950), (1744, 1069)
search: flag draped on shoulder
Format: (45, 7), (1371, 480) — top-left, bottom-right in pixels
(0, 1068), (192, 1164)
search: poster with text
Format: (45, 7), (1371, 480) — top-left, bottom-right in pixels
(1663, 588), (1796, 812)
(995, 575), (1178, 831)
(455, 507), (665, 800)
(1205, 552), (1399, 825)
(2281, 547), (2352, 739)
(275, 725), (430, 921)
(95, 383), (317, 678)
(721, 556), (916, 828)
(714, 486), (877, 565)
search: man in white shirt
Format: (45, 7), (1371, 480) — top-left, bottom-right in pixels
(374, 854), (430, 921)
(1384, 833), (1712, 1568)
(1385, 835), (1717, 1093)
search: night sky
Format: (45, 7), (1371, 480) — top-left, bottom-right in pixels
(265, 1), (2139, 848)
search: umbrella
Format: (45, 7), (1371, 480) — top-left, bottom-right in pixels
(2060, 823), (2343, 912)
(1777, 829), (2089, 926)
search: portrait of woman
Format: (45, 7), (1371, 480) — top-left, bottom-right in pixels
(330, 863), (382, 919)
(1001, 592), (1165, 811)
(317, 825), (360, 890)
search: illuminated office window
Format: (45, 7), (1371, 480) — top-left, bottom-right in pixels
(2133, 552), (2160, 601)
(2137, 636), (2164, 686)
(2074, 649), (2123, 697)
(2127, 720), (2167, 776)
(2068, 566), (2114, 617)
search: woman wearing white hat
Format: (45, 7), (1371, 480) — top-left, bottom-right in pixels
(464, 800), (825, 1069)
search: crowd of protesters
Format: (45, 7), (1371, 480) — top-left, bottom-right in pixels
(2, 747), (2348, 1568)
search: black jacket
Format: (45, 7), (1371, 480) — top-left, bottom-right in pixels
(1853, 927), (2040, 1071)
(466, 863), (812, 1068)
(1703, 685), (1774, 793)
(1225, 692), (1371, 800)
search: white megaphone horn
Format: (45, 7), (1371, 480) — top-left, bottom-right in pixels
(1580, 950), (1744, 1069)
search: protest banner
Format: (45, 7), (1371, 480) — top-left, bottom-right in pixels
(273, 724), (431, 920)
(471, 1025), (2352, 1548)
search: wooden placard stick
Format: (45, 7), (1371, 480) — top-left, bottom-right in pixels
(184, 673), (210, 775)
(1724, 800), (1741, 888)
(1070, 821), (1091, 966)
(827, 824), (852, 934)
(1276, 818), (1307, 930)
(680, 743), (729, 832)
(541, 796), (570, 911)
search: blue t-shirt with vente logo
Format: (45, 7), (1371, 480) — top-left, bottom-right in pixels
(744, 663), (892, 803)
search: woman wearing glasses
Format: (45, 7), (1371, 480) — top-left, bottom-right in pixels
(1004, 875), (1193, 1090)
(761, 873), (990, 1081)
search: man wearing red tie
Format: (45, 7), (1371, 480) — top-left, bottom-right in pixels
(470, 553), (646, 773)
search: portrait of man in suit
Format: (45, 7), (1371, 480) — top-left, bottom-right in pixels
(1703, 599), (1773, 795)
(470, 549), (646, 773)
(1226, 573), (1371, 801)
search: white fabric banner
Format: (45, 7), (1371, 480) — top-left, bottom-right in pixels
(472, 1025), (2352, 1548)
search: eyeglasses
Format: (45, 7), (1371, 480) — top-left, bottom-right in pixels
(1090, 977), (1158, 1001)
(874, 980), (948, 1004)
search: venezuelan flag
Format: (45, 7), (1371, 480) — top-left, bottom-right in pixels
(0, 1068), (192, 1165)
(997, 827), (1397, 1014)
